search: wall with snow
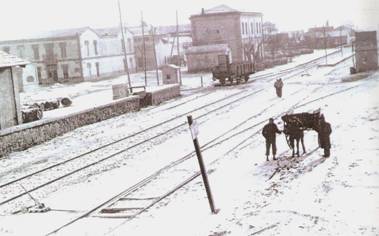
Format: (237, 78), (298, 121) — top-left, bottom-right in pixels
(0, 96), (140, 157)
(148, 84), (180, 105)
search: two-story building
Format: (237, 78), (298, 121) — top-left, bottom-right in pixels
(186, 5), (264, 72)
(0, 27), (136, 86)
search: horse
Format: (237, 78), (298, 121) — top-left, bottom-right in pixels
(281, 110), (321, 157)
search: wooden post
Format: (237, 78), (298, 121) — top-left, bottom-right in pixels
(151, 27), (160, 86)
(176, 11), (182, 85)
(187, 115), (218, 214)
(141, 11), (147, 87)
(201, 76), (204, 87)
(117, 0), (131, 88)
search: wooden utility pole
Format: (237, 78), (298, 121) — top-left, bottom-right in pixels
(151, 27), (160, 85)
(176, 10), (182, 85)
(339, 26), (343, 56)
(187, 115), (218, 214)
(117, 0), (131, 88)
(141, 11), (147, 87)
(323, 22), (328, 64)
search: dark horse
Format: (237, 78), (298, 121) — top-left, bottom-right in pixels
(281, 110), (321, 157)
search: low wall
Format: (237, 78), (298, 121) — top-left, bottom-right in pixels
(0, 85), (181, 157)
(147, 84), (180, 106)
(0, 96), (140, 157)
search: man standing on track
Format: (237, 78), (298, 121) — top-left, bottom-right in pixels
(274, 78), (283, 97)
(318, 115), (332, 157)
(262, 118), (282, 161)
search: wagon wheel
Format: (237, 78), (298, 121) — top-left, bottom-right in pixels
(244, 75), (249, 82)
(220, 79), (226, 85)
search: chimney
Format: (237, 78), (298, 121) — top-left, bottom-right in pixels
(201, 8), (205, 15)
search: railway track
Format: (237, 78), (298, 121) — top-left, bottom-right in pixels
(1, 49), (339, 209)
(46, 80), (359, 235)
(0, 87), (265, 208)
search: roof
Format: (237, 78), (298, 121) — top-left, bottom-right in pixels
(155, 25), (191, 35)
(161, 64), (180, 69)
(205, 5), (238, 14)
(94, 27), (133, 37)
(191, 5), (262, 18)
(185, 44), (229, 54)
(0, 51), (29, 68)
(0, 27), (96, 44)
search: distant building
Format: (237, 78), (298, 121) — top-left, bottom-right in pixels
(187, 5), (264, 72)
(355, 31), (378, 72)
(130, 24), (190, 72)
(0, 51), (28, 129)
(186, 44), (231, 72)
(0, 27), (136, 85)
(305, 25), (353, 49)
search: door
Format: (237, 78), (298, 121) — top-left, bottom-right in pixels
(47, 65), (58, 82)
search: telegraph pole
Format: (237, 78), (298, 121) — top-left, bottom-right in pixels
(176, 10), (182, 85)
(323, 22), (328, 64)
(151, 27), (160, 85)
(117, 0), (131, 88)
(141, 11), (147, 87)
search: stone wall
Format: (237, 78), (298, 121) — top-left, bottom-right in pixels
(0, 84), (181, 157)
(0, 96), (140, 157)
(148, 84), (180, 105)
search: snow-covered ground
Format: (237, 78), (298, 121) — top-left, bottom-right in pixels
(1, 48), (378, 236)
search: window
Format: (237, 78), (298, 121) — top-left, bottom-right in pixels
(59, 42), (67, 58)
(129, 58), (133, 69)
(27, 76), (35, 82)
(84, 40), (90, 56)
(37, 67), (42, 79)
(93, 40), (98, 55)
(2, 46), (10, 53)
(17, 45), (25, 58)
(95, 62), (100, 77)
(241, 22), (244, 34)
(121, 39), (125, 52)
(251, 23), (254, 35)
(32, 45), (40, 60)
(62, 64), (69, 79)
(127, 38), (132, 52)
(44, 43), (54, 56)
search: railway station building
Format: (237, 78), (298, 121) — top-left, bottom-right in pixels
(186, 5), (264, 72)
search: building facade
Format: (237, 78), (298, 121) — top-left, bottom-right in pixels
(188, 5), (264, 66)
(355, 31), (378, 72)
(0, 51), (28, 129)
(0, 27), (136, 85)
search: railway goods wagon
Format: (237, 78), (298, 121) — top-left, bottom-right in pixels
(212, 55), (255, 85)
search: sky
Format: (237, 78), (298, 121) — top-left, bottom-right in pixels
(0, 0), (378, 40)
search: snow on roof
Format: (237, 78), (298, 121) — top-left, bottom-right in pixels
(0, 27), (96, 43)
(155, 25), (191, 35)
(185, 44), (229, 54)
(0, 51), (29, 68)
(94, 27), (133, 38)
(205, 4), (238, 14)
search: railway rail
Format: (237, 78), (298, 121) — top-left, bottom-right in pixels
(46, 81), (361, 235)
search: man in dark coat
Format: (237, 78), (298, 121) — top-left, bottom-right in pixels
(262, 118), (282, 161)
(318, 115), (332, 157)
(274, 78), (283, 97)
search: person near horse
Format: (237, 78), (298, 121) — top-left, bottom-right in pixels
(318, 115), (332, 157)
(274, 78), (283, 97)
(262, 118), (282, 161)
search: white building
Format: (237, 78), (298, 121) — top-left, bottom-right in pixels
(0, 27), (136, 85)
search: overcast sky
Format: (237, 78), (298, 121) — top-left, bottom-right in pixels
(0, 0), (378, 40)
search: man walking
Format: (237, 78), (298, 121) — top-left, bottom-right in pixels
(318, 115), (332, 157)
(274, 78), (283, 98)
(262, 118), (282, 161)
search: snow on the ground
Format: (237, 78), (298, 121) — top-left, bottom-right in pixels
(1, 48), (377, 236)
